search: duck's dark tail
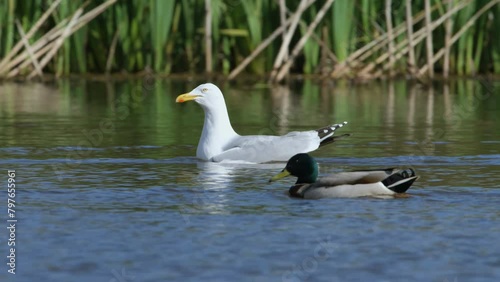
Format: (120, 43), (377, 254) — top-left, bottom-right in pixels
(381, 168), (419, 193)
(317, 121), (350, 147)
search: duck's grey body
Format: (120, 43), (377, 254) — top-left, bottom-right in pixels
(289, 168), (418, 199)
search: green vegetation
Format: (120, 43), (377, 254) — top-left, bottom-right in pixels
(0, 0), (498, 79)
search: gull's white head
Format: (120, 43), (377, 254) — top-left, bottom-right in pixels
(175, 83), (225, 110)
(175, 82), (237, 157)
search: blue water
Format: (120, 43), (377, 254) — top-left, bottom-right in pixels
(1, 79), (499, 281)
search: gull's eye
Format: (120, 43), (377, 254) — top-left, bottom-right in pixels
(201, 88), (208, 93)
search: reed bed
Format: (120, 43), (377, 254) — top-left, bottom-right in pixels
(0, 0), (498, 81)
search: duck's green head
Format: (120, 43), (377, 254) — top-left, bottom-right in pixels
(269, 153), (319, 184)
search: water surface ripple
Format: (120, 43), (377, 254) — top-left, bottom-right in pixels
(1, 79), (499, 282)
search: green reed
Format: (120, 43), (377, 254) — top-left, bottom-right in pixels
(494, 3), (500, 73)
(0, 0), (498, 78)
(330, 0), (355, 62)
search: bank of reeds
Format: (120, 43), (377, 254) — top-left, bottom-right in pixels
(0, 0), (498, 81)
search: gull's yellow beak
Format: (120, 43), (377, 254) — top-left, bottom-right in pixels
(176, 92), (200, 103)
(269, 169), (291, 182)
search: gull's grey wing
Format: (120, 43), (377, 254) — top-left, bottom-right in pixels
(211, 131), (320, 163)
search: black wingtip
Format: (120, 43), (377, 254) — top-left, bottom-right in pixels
(381, 169), (419, 193)
(319, 133), (351, 147)
(390, 176), (418, 193)
(316, 122), (348, 140)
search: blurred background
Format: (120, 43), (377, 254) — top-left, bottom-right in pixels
(0, 0), (499, 80)
(1, 1), (499, 281)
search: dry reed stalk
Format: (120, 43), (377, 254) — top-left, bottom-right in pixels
(3, 0), (116, 77)
(405, 0), (416, 74)
(283, 5), (338, 63)
(0, 0), (62, 73)
(361, 0), (470, 76)
(332, 1), (445, 78)
(418, 0), (500, 75)
(227, 23), (288, 80)
(443, 0), (454, 78)
(320, 26), (329, 76)
(28, 6), (83, 79)
(377, 0), (467, 74)
(385, 0), (396, 75)
(269, 0), (312, 81)
(274, 0), (335, 82)
(205, 0), (212, 73)
(227, 21), (289, 80)
(311, 32), (337, 63)
(15, 20), (43, 77)
(424, 0), (434, 78)
(3, 19), (69, 75)
(7, 41), (53, 77)
(279, 0), (288, 61)
(332, 10), (424, 77)
(377, 0), (469, 74)
(228, 0), (316, 80)
(106, 29), (120, 74)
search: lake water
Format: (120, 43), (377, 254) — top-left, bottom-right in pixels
(0, 78), (499, 282)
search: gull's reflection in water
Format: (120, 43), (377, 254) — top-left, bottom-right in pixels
(179, 162), (234, 218)
(179, 161), (285, 226)
(196, 161), (286, 190)
(196, 161), (236, 189)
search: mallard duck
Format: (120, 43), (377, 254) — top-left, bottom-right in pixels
(176, 83), (350, 163)
(269, 153), (419, 199)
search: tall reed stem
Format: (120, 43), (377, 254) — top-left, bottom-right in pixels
(443, 0), (454, 78)
(205, 0), (212, 74)
(275, 0), (335, 82)
(270, 0), (312, 81)
(385, 0), (396, 76)
(424, 0), (434, 78)
(405, 0), (416, 74)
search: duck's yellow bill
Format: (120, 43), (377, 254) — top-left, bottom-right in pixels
(176, 93), (199, 103)
(269, 169), (291, 182)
